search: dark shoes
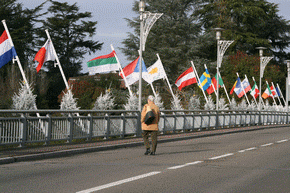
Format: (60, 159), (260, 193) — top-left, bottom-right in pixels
(150, 151), (155, 155)
(144, 148), (151, 155)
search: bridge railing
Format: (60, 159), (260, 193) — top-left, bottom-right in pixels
(0, 109), (288, 146)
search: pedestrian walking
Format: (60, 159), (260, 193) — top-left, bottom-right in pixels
(141, 95), (160, 155)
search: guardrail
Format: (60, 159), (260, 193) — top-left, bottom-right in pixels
(0, 109), (289, 147)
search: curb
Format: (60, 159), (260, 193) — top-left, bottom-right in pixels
(0, 125), (288, 165)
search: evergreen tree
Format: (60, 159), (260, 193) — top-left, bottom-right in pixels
(38, 0), (103, 109)
(229, 97), (238, 110)
(171, 94), (183, 112)
(194, 0), (290, 59)
(154, 93), (164, 110)
(188, 95), (201, 110)
(121, 0), (203, 83)
(123, 93), (138, 112)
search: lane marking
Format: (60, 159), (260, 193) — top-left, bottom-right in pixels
(167, 161), (203, 170)
(209, 153), (234, 160)
(261, 143), (273, 147)
(276, 139), (288, 143)
(76, 171), (161, 193)
(238, 147), (257, 153)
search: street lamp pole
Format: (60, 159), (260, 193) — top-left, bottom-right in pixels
(286, 60), (290, 114)
(138, 0), (145, 111)
(213, 28), (233, 110)
(256, 47), (273, 110)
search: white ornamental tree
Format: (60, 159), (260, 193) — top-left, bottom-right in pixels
(171, 94), (183, 113)
(123, 92), (138, 112)
(93, 89), (115, 110)
(218, 98), (229, 110)
(60, 90), (79, 114)
(237, 99), (248, 110)
(188, 95), (200, 110)
(229, 97), (238, 110)
(12, 82), (37, 110)
(204, 95), (215, 110)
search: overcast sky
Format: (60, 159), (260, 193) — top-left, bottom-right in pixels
(19, 0), (290, 73)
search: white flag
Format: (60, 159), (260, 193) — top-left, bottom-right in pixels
(147, 57), (166, 82)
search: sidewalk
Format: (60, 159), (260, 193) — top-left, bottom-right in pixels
(0, 124), (288, 165)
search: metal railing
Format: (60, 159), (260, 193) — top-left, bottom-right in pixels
(0, 109), (289, 146)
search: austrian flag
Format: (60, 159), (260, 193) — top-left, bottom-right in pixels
(34, 39), (56, 73)
(175, 67), (197, 90)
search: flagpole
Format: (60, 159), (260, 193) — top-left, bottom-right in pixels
(157, 54), (175, 99)
(204, 64), (217, 96)
(2, 20), (29, 89)
(45, 30), (69, 90)
(266, 81), (277, 106)
(150, 83), (157, 98)
(219, 72), (231, 104)
(271, 82), (282, 105)
(2, 20), (41, 119)
(277, 83), (286, 106)
(110, 44), (133, 97)
(237, 73), (250, 105)
(191, 61), (208, 103)
(251, 77), (258, 106)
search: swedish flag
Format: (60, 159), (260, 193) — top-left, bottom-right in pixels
(198, 69), (211, 91)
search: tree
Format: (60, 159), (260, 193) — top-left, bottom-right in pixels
(0, 0), (45, 109)
(38, 0), (103, 109)
(194, 0), (290, 59)
(121, 0), (203, 83)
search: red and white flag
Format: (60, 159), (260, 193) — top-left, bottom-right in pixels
(175, 67), (197, 90)
(270, 85), (277, 98)
(250, 82), (259, 99)
(34, 39), (56, 73)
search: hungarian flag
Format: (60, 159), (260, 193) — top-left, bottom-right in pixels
(175, 67), (197, 90)
(34, 39), (55, 73)
(206, 73), (224, 95)
(87, 51), (119, 75)
(0, 30), (17, 68)
(250, 82), (259, 99)
(262, 84), (272, 99)
(119, 57), (152, 86)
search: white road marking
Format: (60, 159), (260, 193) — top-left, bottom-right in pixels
(209, 153), (234, 160)
(76, 171), (161, 193)
(238, 147), (257, 153)
(167, 161), (203, 170)
(276, 139), (288, 143)
(261, 143), (273, 147)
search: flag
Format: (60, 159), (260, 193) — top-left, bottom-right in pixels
(206, 73), (224, 95)
(119, 57), (152, 86)
(0, 30), (17, 68)
(241, 77), (251, 93)
(250, 82), (259, 99)
(230, 80), (237, 95)
(270, 85), (277, 98)
(262, 84), (272, 99)
(147, 57), (166, 82)
(276, 87), (281, 97)
(87, 51), (119, 75)
(233, 77), (244, 98)
(198, 69), (211, 91)
(175, 67), (197, 90)
(34, 39), (56, 73)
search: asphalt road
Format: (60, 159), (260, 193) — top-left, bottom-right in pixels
(1, 126), (290, 193)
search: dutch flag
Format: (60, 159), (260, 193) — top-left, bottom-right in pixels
(0, 30), (17, 68)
